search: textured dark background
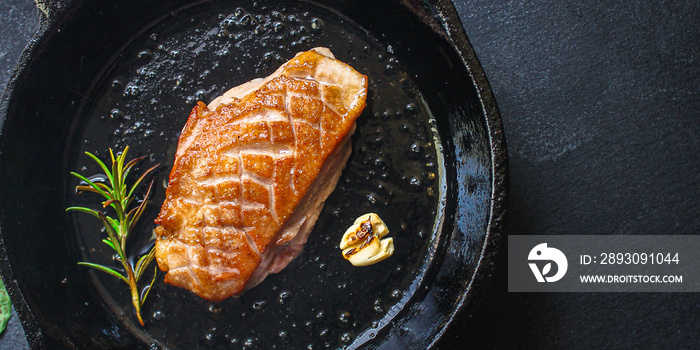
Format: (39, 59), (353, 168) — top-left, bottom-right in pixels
(452, 0), (699, 348)
(0, 0), (698, 348)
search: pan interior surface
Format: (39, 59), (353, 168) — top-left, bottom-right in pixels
(0, 0), (495, 349)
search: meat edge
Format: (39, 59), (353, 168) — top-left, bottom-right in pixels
(243, 123), (356, 290)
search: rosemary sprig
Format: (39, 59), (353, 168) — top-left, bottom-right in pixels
(67, 147), (159, 326)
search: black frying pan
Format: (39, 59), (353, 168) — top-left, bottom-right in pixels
(0, 0), (506, 348)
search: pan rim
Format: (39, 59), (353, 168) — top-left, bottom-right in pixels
(0, 0), (508, 348)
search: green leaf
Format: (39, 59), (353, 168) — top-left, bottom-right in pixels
(84, 151), (115, 189)
(97, 212), (124, 258)
(128, 163), (159, 199)
(128, 182), (154, 230)
(70, 172), (113, 202)
(122, 156), (145, 188)
(0, 279), (11, 334)
(71, 146), (159, 326)
(135, 247), (156, 281)
(104, 216), (120, 237)
(101, 238), (116, 251)
(112, 147), (126, 196)
(140, 265), (159, 304)
(66, 206), (101, 219)
(77, 262), (129, 284)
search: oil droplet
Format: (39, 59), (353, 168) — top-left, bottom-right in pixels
(208, 303), (223, 315)
(405, 102), (418, 114)
(240, 14), (255, 26)
(373, 299), (384, 314)
(366, 192), (379, 204)
(85, 174), (108, 183)
(111, 79), (123, 91)
(417, 226), (428, 238)
(137, 49), (152, 60)
(204, 327), (217, 341)
(123, 82), (141, 97)
(278, 290), (290, 304)
(278, 329), (289, 343)
(408, 176), (423, 192)
(194, 89), (207, 101)
(272, 21), (285, 33)
(252, 300), (266, 311)
(152, 310), (164, 321)
(298, 35), (311, 44)
(406, 142), (424, 160)
(390, 289), (402, 299)
(315, 310), (326, 320)
(340, 332), (353, 344)
(217, 48), (230, 57)
(110, 108), (125, 119)
(310, 17), (323, 31)
(318, 327), (330, 340)
(338, 310), (352, 325)
(302, 320), (314, 334)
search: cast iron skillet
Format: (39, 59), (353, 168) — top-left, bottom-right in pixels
(0, 0), (506, 348)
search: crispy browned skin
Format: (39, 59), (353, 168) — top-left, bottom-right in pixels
(154, 49), (367, 300)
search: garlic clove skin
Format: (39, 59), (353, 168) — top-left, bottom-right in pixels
(340, 213), (394, 266)
(340, 213), (389, 249)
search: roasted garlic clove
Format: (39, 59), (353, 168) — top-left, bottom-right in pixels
(340, 213), (394, 266)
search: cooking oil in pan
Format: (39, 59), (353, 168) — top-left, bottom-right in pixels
(69, 1), (445, 348)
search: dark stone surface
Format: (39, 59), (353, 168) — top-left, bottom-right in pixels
(451, 0), (699, 348)
(0, 1), (38, 349)
(0, 0), (698, 348)
(0, 0), (37, 91)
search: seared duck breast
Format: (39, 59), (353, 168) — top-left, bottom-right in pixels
(154, 48), (367, 301)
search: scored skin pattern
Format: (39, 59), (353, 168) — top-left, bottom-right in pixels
(155, 49), (367, 301)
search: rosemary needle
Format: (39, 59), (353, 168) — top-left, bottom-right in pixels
(67, 146), (159, 326)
